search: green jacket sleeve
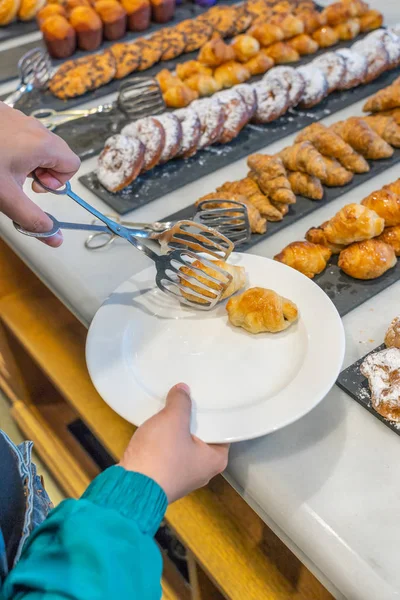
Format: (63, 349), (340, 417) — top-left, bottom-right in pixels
(1, 466), (168, 600)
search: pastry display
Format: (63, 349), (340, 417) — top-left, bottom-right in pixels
(180, 259), (246, 304)
(263, 41), (300, 64)
(274, 241), (332, 278)
(247, 153), (296, 205)
(361, 115), (400, 147)
(231, 34), (260, 63)
(338, 239), (396, 279)
(287, 33), (319, 55)
(214, 61), (251, 89)
(359, 9), (383, 32)
(195, 192), (267, 235)
(363, 77), (400, 113)
(377, 226), (400, 256)
(216, 178), (283, 221)
(361, 347), (400, 421)
(18, 0), (46, 21)
(149, 0), (175, 24)
(296, 65), (328, 108)
(318, 155), (353, 187)
(305, 224), (345, 254)
(331, 118), (394, 160)
(97, 134), (145, 192)
(334, 17), (360, 41)
(279, 142), (328, 181)
(69, 6), (102, 51)
(121, 116), (165, 171)
(323, 204), (384, 245)
(287, 171), (324, 200)
(110, 41), (141, 78)
(361, 189), (400, 227)
(41, 15), (76, 58)
(310, 52), (345, 93)
(385, 316), (400, 349)
(352, 37), (389, 84)
(226, 287), (298, 334)
(312, 26), (339, 48)
(49, 50), (116, 99)
(94, 0), (127, 41)
(121, 0), (150, 31)
(334, 48), (368, 90)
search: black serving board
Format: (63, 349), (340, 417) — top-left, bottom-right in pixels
(79, 67), (400, 215)
(0, 0), (239, 85)
(337, 344), (400, 437)
(0, 19), (38, 44)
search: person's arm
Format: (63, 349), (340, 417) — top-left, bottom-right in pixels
(1, 385), (228, 599)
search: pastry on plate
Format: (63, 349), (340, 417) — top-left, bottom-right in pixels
(323, 203), (385, 245)
(97, 134), (145, 192)
(226, 287), (298, 334)
(195, 191), (267, 235)
(361, 347), (400, 421)
(352, 38), (389, 84)
(41, 15), (76, 58)
(295, 122), (369, 173)
(312, 26), (339, 48)
(49, 50), (116, 99)
(377, 226), (400, 256)
(251, 78), (289, 124)
(279, 142), (328, 181)
(153, 27), (186, 61)
(247, 153), (296, 205)
(338, 239), (397, 279)
(288, 33), (319, 55)
(322, 1), (353, 27)
(231, 34), (260, 63)
(69, 6), (102, 51)
(361, 189), (400, 227)
(296, 65), (328, 108)
(274, 241), (331, 278)
(362, 115), (400, 148)
(180, 260), (246, 305)
(134, 37), (162, 71)
(287, 171), (324, 200)
(270, 13), (304, 39)
(229, 4), (253, 37)
(331, 118), (394, 160)
(94, 0), (127, 40)
(198, 5), (237, 38)
(121, 0), (150, 31)
(296, 8), (326, 35)
(265, 66), (305, 108)
(385, 316), (400, 349)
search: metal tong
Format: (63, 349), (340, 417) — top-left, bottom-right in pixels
(30, 77), (165, 131)
(84, 200), (251, 250)
(4, 48), (52, 108)
(14, 176), (234, 310)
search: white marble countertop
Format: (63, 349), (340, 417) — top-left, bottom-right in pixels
(1, 2), (400, 598)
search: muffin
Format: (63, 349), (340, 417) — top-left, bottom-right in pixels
(95, 0), (127, 40)
(69, 6), (102, 50)
(37, 3), (66, 27)
(41, 15), (77, 58)
(18, 0), (46, 22)
(121, 0), (150, 31)
(150, 0), (175, 24)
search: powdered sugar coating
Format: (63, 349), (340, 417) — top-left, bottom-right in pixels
(154, 113), (183, 163)
(296, 65), (328, 108)
(251, 78), (289, 123)
(335, 48), (368, 90)
(264, 66), (305, 108)
(234, 84), (257, 119)
(215, 89), (249, 143)
(191, 97), (225, 148)
(121, 117), (165, 171)
(97, 134), (144, 192)
(174, 107), (201, 158)
(366, 29), (400, 67)
(312, 52), (346, 93)
(390, 23), (400, 38)
(352, 38), (389, 83)
(361, 347), (400, 420)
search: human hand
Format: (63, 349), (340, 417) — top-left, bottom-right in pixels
(0, 102), (80, 247)
(119, 384), (229, 503)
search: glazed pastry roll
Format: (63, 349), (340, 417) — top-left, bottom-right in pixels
(305, 224), (346, 254)
(274, 241), (331, 278)
(323, 203), (385, 245)
(361, 189), (400, 227)
(338, 239), (397, 279)
(377, 226), (400, 256)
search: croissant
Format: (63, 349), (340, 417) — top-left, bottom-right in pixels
(198, 37), (236, 67)
(248, 22), (284, 46)
(319, 155), (354, 187)
(362, 115), (400, 148)
(180, 259), (246, 305)
(312, 26), (339, 48)
(231, 34), (260, 63)
(295, 123), (369, 174)
(334, 18), (360, 40)
(361, 189), (400, 227)
(342, 0), (369, 18)
(322, 1), (353, 26)
(176, 61), (212, 80)
(195, 191), (267, 235)
(270, 13), (304, 39)
(244, 52), (274, 75)
(287, 33), (319, 55)
(247, 154), (296, 204)
(377, 226), (400, 256)
(163, 84), (199, 108)
(278, 142), (328, 181)
(384, 314), (400, 348)
(305, 224), (346, 254)
(217, 178), (283, 221)
(363, 82), (400, 113)
(359, 9), (383, 32)
(297, 9), (326, 35)
(185, 74), (222, 96)
(384, 178), (400, 196)
(287, 171), (324, 200)
(263, 42), (299, 64)
(156, 69), (182, 92)
(338, 239), (397, 279)
(331, 118), (394, 160)
(323, 203), (385, 245)
(213, 61), (251, 88)
(274, 241), (331, 278)
(226, 287), (298, 334)
(273, 202), (289, 217)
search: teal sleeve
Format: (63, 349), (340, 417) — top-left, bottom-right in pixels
(1, 466), (168, 600)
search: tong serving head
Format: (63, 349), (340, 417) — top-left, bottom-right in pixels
(18, 47), (52, 88)
(194, 200), (251, 246)
(158, 220), (234, 260)
(117, 77), (165, 119)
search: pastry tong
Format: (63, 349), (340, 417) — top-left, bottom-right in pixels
(84, 200), (251, 250)
(30, 77), (165, 131)
(14, 176), (234, 310)
(4, 48), (52, 108)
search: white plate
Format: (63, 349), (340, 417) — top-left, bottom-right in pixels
(86, 253), (345, 443)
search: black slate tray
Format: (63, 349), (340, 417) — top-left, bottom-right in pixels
(0, 19), (38, 44)
(79, 67), (400, 215)
(337, 344), (400, 436)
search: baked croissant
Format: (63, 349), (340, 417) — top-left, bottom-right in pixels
(198, 37), (236, 67)
(377, 226), (400, 256)
(334, 18), (361, 40)
(244, 52), (274, 75)
(319, 155), (354, 187)
(362, 115), (400, 148)
(163, 84), (199, 108)
(185, 74), (222, 96)
(217, 178), (283, 221)
(279, 142), (328, 181)
(384, 178), (400, 196)
(361, 189), (400, 227)
(156, 69), (182, 92)
(247, 154), (296, 204)
(262, 42), (299, 64)
(231, 34), (260, 62)
(305, 224), (346, 254)
(297, 9), (326, 35)
(312, 26), (339, 48)
(338, 239), (397, 279)
(248, 22), (284, 46)
(287, 33), (319, 55)
(213, 61), (251, 88)
(359, 9), (383, 32)
(331, 118), (394, 160)
(287, 171), (324, 200)
(180, 259), (246, 304)
(295, 122), (369, 173)
(384, 315), (400, 348)
(226, 287), (298, 334)
(323, 203), (385, 245)
(274, 241), (331, 278)
(270, 13), (304, 39)
(363, 81), (400, 113)
(176, 61), (213, 80)
(195, 191), (267, 235)
(322, 1), (353, 26)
